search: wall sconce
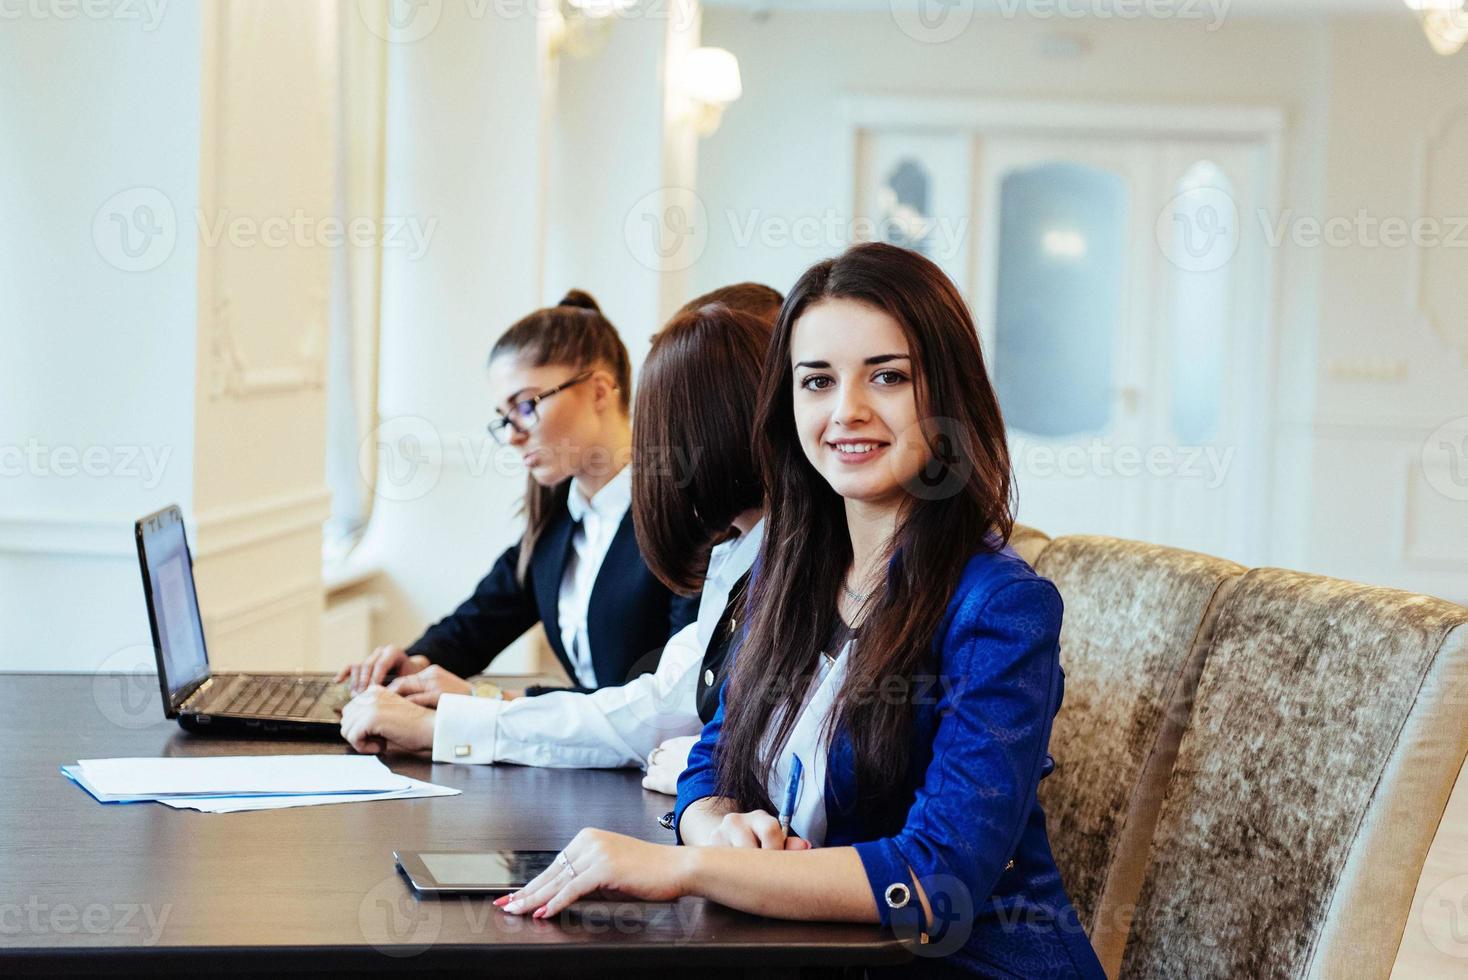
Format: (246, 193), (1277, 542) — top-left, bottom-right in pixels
(547, 0), (635, 60)
(1403, 0), (1468, 55)
(684, 47), (742, 137)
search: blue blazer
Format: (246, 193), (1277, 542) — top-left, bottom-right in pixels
(407, 494), (699, 695)
(676, 545), (1105, 979)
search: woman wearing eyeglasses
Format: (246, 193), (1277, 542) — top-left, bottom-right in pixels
(335, 291), (699, 749)
(339, 287), (783, 774)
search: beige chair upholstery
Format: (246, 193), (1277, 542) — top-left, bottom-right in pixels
(1009, 522), (1052, 567)
(1034, 536), (1245, 975)
(1118, 568), (1468, 980)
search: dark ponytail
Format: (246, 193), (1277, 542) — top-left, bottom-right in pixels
(490, 290), (632, 583)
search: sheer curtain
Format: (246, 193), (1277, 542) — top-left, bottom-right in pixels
(323, 10), (388, 564)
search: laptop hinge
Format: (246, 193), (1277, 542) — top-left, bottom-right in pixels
(178, 676), (215, 712)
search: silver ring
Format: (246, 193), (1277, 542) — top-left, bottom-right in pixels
(649, 747), (664, 766)
(558, 852), (576, 876)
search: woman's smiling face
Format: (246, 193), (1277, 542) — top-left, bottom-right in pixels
(789, 297), (931, 508)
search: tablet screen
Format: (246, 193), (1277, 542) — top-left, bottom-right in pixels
(414, 851), (559, 888)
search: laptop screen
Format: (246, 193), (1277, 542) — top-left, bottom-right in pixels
(139, 510), (210, 704)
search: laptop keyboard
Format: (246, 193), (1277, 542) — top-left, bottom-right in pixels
(214, 676), (335, 718)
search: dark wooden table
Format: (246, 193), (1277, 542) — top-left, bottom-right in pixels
(0, 673), (908, 977)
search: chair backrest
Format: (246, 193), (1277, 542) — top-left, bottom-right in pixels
(1118, 568), (1468, 980)
(1034, 535), (1245, 976)
(1009, 523), (1052, 568)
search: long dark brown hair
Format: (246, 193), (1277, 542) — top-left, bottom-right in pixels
(488, 289), (632, 583)
(714, 242), (1014, 822)
(632, 300), (777, 595)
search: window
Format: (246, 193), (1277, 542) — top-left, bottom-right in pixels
(992, 162), (1129, 437)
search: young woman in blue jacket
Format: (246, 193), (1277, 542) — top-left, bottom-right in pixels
(498, 244), (1105, 979)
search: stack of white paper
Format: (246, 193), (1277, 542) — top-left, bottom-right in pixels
(62, 754), (460, 812)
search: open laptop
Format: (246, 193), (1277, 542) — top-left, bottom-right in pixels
(135, 504), (348, 737)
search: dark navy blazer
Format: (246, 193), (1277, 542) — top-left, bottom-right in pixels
(676, 545), (1105, 979)
(407, 498), (699, 695)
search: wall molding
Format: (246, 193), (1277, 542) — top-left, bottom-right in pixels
(840, 95), (1286, 139)
(202, 577), (322, 634)
(1276, 414), (1468, 440)
(192, 487), (332, 559)
(200, 0), (333, 403)
(0, 514), (135, 558)
(0, 488), (333, 560)
(1401, 460), (1468, 570)
(207, 294), (328, 399)
(1412, 102), (1468, 366)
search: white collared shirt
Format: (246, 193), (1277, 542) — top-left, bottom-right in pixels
(557, 465), (633, 688)
(431, 518), (765, 769)
(762, 637), (852, 847)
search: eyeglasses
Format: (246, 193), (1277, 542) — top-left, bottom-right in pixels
(486, 370), (594, 444)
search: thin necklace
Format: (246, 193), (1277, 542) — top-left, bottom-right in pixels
(842, 582), (871, 603)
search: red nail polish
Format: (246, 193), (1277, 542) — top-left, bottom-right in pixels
(532, 907), (546, 919)
(493, 896), (509, 907)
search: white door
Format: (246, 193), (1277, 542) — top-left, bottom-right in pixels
(972, 135), (1269, 563)
(974, 138), (1156, 544)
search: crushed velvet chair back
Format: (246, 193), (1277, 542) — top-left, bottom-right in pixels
(1008, 523), (1052, 568)
(1118, 568), (1468, 979)
(1034, 536), (1245, 975)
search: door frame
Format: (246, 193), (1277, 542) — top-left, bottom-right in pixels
(839, 97), (1286, 563)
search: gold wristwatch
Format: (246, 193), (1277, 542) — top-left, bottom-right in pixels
(471, 680), (504, 700)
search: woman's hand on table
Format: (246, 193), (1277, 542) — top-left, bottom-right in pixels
(496, 829), (692, 918)
(641, 735), (698, 795)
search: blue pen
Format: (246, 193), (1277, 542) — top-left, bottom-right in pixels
(779, 753), (804, 837)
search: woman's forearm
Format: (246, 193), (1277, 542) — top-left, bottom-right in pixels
(678, 845), (878, 922)
(677, 796), (737, 845)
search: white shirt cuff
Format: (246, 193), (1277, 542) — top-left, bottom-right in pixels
(431, 693), (503, 764)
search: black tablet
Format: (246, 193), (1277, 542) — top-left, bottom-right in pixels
(394, 850), (560, 894)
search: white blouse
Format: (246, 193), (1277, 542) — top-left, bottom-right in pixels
(431, 519), (766, 769)
(761, 632), (855, 847)
(557, 465), (633, 688)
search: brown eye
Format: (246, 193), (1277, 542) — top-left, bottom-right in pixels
(800, 375), (834, 391)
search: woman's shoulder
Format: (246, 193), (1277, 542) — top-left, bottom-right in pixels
(946, 541), (1063, 631)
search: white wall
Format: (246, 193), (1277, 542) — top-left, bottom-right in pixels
(348, 4), (705, 669)
(1299, 17), (1468, 602)
(347, 1), (552, 670)
(187, 0), (337, 671)
(543, 2), (702, 372)
(0, 6), (201, 670)
(694, 8), (1468, 602)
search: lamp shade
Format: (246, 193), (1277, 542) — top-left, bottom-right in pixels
(685, 47), (742, 106)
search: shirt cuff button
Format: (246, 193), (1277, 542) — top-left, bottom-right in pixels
(884, 883), (910, 909)
(454, 744), (471, 758)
